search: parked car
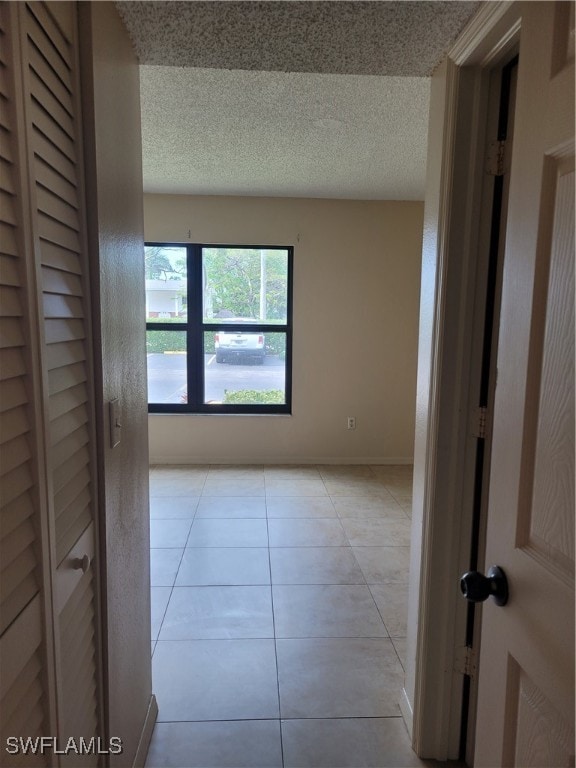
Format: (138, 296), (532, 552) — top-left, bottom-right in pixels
(214, 321), (265, 364)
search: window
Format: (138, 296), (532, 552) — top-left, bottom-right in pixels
(145, 243), (293, 414)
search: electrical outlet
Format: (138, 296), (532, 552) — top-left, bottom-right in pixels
(347, 416), (356, 430)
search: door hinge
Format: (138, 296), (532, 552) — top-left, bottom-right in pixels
(455, 646), (478, 678)
(472, 406), (488, 439)
(486, 139), (507, 176)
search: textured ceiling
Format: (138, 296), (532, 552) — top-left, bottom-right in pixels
(117, 1), (479, 77)
(117, 1), (480, 200)
(141, 67), (430, 199)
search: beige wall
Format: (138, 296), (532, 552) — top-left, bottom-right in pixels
(81, 4), (155, 764)
(145, 194), (423, 464)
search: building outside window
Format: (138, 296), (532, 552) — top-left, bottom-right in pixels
(145, 244), (293, 414)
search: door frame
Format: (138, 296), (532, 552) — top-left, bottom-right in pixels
(402, 1), (526, 760)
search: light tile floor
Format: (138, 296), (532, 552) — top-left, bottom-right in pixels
(146, 464), (430, 768)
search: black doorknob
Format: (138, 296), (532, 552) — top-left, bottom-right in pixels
(460, 565), (509, 606)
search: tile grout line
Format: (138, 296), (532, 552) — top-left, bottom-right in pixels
(152, 495), (200, 645)
(264, 478), (286, 768)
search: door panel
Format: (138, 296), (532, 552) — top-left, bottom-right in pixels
(474, 3), (575, 765)
(503, 662), (574, 768)
(520, 165), (574, 576)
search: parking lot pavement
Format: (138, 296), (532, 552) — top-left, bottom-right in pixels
(147, 353), (285, 404)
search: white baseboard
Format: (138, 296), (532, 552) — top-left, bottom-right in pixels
(149, 455), (414, 466)
(132, 694), (158, 768)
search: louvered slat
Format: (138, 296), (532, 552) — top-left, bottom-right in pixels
(0, 597), (47, 766)
(56, 501), (91, 565)
(44, 317), (85, 344)
(26, 3), (72, 86)
(49, 402), (87, 445)
(49, 382), (87, 421)
(0, 189), (16, 226)
(37, 210), (80, 252)
(30, 98), (76, 163)
(0, 462), (33, 507)
(45, 339), (85, 370)
(0, 221), (18, 256)
(0, 348), (26, 380)
(43, 292), (84, 319)
(30, 72), (75, 144)
(2, 680), (46, 768)
(0, 316), (25, 347)
(0, 284), (22, 315)
(0, 516), (35, 572)
(0, 406), (29, 445)
(0, 378), (28, 413)
(65, 666), (97, 735)
(53, 445), (89, 494)
(59, 571), (99, 756)
(49, 423), (89, 471)
(26, 3), (72, 69)
(0, 156), (15, 194)
(60, 571), (93, 656)
(0, 254), (20, 285)
(35, 158), (78, 209)
(42, 264), (83, 296)
(0, 538), (37, 635)
(59, 571), (96, 655)
(31, 126), (76, 185)
(48, 360), (86, 395)
(0, 66), (8, 103)
(1, 650), (43, 724)
(0, 100), (9, 134)
(0, 125), (13, 164)
(36, 185), (79, 232)
(40, 239), (80, 273)
(0, 434), (31, 474)
(54, 466), (90, 519)
(0, 492), (34, 540)
(29, 39), (74, 116)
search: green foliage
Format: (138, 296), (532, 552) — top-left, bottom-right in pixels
(264, 334), (286, 357)
(204, 248), (288, 321)
(203, 332), (216, 354)
(146, 317), (187, 324)
(223, 389), (285, 404)
(146, 329), (284, 357)
(146, 330), (186, 354)
(145, 246), (186, 280)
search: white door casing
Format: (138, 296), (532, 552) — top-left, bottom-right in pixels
(474, 2), (575, 765)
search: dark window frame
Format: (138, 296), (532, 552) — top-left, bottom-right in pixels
(146, 242), (293, 414)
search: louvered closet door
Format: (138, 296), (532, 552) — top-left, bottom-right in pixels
(21, 1), (101, 762)
(0, 3), (51, 765)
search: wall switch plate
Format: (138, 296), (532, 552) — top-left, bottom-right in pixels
(109, 398), (122, 448)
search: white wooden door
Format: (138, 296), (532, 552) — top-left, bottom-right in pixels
(474, 3), (574, 765)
